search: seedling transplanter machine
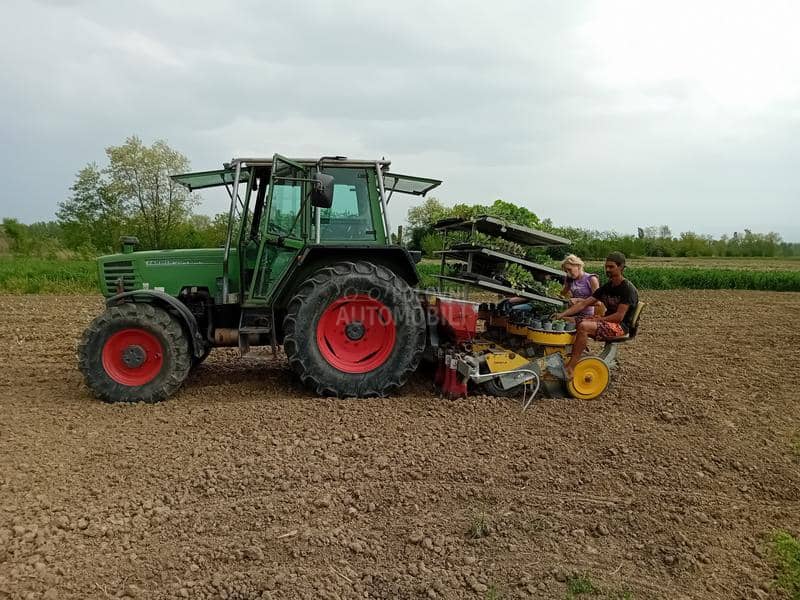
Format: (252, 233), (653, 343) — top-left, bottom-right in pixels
(77, 155), (640, 405)
(424, 216), (643, 407)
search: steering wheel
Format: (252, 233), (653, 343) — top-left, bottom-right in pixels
(268, 221), (291, 236)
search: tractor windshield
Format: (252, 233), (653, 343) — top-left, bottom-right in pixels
(315, 167), (378, 241)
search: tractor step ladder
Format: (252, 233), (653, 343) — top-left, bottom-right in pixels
(238, 308), (274, 354)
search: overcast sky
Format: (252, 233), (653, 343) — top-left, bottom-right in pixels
(2, 0), (799, 240)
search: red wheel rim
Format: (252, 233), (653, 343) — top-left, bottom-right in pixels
(101, 328), (164, 386)
(316, 294), (396, 374)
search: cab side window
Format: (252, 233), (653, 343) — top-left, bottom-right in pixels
(318, 168), (376, 241)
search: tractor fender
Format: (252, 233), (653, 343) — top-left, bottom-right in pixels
(272, 245), (422, 309)
(106, 290), (206, 358)
(298, 245), (420, 285)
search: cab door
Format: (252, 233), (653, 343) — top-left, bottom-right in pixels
(246, 155), (308, 305)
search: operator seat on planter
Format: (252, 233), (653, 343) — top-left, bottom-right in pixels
(598, 302), (644, 367)
(604, 302), (645, 343)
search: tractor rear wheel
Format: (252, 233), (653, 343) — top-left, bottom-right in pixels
(78, 303), (191, 403)
(283, 261), (426, 397)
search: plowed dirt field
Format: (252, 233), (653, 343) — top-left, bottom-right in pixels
(1, 291), (799, 600)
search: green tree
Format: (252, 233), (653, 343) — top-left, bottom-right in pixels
(407, 197), (448, 230)
(57, 163), (125, 253)
(1, 218), (33, 254)
(406, 197), (449, 250)
(0, 218), (65, 257)
(106, 136), (197, 249)
(171, 213), (229, 248)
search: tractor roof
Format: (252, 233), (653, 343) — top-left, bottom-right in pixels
(171, 157), (441, 196)
(227, 157), (390, 168)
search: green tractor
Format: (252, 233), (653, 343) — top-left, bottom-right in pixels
(79, 155), (441, 402)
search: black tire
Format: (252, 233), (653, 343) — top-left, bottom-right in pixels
(478, 361), (525, 398)
(283, 261), (426, 397)
(78, 303), (191, 403)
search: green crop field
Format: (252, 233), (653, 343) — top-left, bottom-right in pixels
(2, 255), (800, 294)
(589, 256), (800, 272)
(0, 257), (98, 294)
(583, 259), (800, 290)
(598, 266), (800, 291)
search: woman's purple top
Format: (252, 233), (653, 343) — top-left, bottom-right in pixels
(568, 273), (597, 316)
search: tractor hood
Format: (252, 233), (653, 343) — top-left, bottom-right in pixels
(97, 248), (229, 298)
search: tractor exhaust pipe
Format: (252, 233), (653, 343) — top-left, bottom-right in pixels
(213, 328), (261, 347)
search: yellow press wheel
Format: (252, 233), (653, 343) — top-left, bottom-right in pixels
(566, 357), (610, 400)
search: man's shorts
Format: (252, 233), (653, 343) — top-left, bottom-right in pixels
(575, 317), (626, 340)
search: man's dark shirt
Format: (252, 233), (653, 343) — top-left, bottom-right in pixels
(592, 278), (639, 332)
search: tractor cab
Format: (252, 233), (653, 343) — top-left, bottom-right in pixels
(171, 154), (441, 306)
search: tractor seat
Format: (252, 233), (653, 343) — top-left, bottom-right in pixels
(320, 218), (372, 239)
(604, 302), (645, 344)
(604, 333), (630, 343)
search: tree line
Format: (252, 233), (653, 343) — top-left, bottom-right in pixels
(1, 136), (230, 258)
(1, 138), (797, 260)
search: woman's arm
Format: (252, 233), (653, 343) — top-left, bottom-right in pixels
(556, 296), (597, 319)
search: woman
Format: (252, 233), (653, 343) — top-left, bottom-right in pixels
(559, 254), (600, 319)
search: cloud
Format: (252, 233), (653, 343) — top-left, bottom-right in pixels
(1, 0), (799, 241)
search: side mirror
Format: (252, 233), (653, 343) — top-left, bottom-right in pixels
(311, 173), (334, 208)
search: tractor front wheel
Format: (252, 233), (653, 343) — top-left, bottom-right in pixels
(78, 303), (192, 403)
(283, 261), (426, 397)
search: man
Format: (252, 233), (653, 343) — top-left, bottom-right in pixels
(555, 251), (638, 379)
